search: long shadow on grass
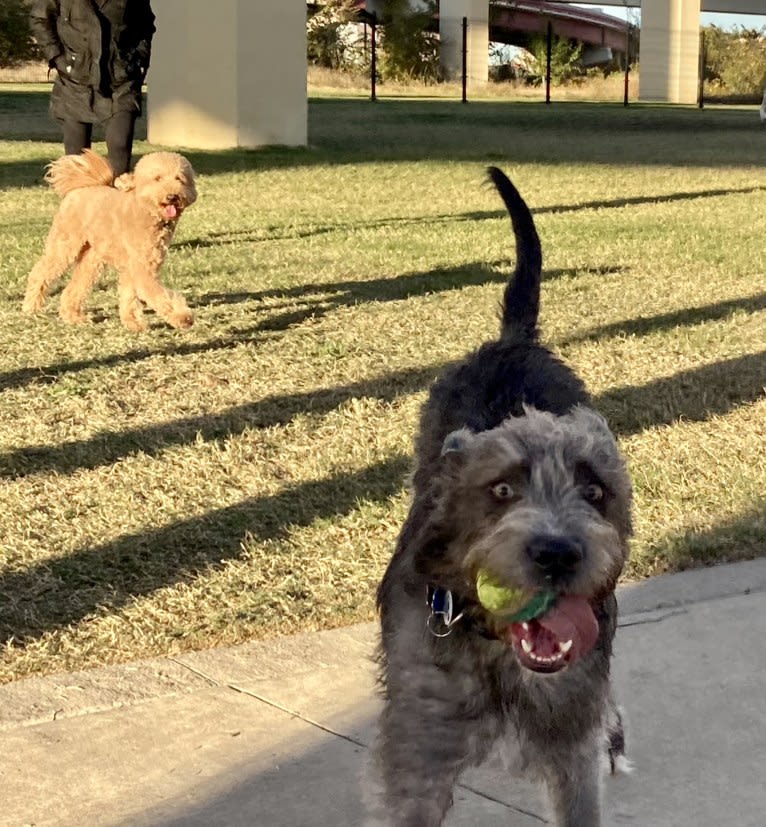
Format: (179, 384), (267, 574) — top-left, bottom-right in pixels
(201, 261), (509, 315)
(633, 500), (766, 574)
(3, 347), (765, 480)
(196, 263), (614, 310)
(0, 337), (255, 392)
(0, 365), (439, 478)
(200, 261), (595, 335)
(0, 157), (53, 189)
(5, 96), (766, 185)
(1, 260), (598, 394)
(0, 454), (410, 643)
(0, 262), (505, 393)
(561, 291), (766, 346)
(180, 184), (766, 250)
(539, 186), (766, 215)
(176, 215), (500, 248)
(597, 349), (766, 437)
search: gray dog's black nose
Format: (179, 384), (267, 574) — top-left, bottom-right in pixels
(527, 535), (584, 576)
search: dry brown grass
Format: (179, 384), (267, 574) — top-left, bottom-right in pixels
(307, 64), (640, 102)
(0, 61), (50, 83)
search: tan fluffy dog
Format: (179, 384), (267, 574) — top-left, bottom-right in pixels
(22, 150), (197, 332)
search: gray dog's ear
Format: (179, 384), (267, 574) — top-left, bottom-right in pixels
(440, 428), (474, 458)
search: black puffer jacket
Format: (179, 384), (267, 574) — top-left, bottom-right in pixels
(30, 0), (155, 123)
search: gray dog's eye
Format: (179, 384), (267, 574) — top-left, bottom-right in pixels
(491, 481), (514, 500)
(583, 483), (604, 504)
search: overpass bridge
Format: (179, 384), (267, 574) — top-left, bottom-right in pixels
(489, 1), (632, 61)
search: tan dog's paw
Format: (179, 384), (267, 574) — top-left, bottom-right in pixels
(122, 316), (148, 333)
(59, 307), (90, 325)
(166, 291), (194, 329)
(22, 295), (44, 314)
(169, 310), (194, 329)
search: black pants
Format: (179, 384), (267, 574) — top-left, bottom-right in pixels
(61, 109), (137, 176)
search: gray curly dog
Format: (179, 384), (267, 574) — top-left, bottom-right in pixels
(369, 168), (633, 827)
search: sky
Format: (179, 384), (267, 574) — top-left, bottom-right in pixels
(700, 12), (766, 29)
(574, 5), (766, 30)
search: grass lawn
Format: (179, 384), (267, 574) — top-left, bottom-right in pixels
(0, 86), (764, 683)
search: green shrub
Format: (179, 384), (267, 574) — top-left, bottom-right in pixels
(379, 0), (441, 83)
(703, 25), (766, 99)
(0, 0), (38, 67)
(526, 34), (584, 86)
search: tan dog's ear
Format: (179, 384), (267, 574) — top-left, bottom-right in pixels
(114, 172), (135, 192)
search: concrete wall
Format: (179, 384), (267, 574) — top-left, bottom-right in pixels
(639, 0), (702, 104)
(148, 0), (307, 149)
(439, 0), (489, 88)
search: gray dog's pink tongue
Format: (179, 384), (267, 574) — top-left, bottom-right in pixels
(164, 204), (178, 220)
(537, 595), (599, 660)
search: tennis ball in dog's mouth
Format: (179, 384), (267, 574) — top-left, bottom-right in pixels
(476, 568), (556, 622)
(476, 569), (527, 613)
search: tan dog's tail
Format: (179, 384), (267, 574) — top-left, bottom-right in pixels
(44, 149), (115, 197)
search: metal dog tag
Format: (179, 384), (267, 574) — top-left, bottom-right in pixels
(426, 586), (464, 638)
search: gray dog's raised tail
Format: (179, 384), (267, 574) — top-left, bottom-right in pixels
(487, 166), (542, 342)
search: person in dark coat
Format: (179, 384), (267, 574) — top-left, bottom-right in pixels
(30, 0), (156, 176)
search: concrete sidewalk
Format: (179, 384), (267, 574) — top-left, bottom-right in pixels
(2, 559), (766, 827)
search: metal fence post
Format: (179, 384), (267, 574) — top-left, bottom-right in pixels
(545, 21), (552, 104)
(623, 21), (630, 106)
(370, 11), (377, 102)
(462, 16), (468, 103)
(698, 29), (707, 109)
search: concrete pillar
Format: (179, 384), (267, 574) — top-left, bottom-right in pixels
(147, 0), (307, 149)
(439, 0), (489, 88)
(640, 0), (701, 104)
